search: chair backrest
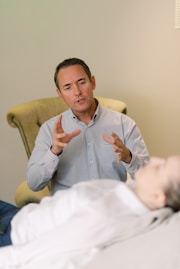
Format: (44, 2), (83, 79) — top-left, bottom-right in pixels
(7, 96), (127, 158)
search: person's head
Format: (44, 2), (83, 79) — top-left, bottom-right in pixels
(134, 156), (180, 212)
(54, 58), (92, 89)
(54, 58), (96, 117)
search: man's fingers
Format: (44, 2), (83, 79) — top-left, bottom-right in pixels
(54, 114), (64, 133)
(56, 129), (81, 143)
(69, 129), (81, 140)
(116, 152), (123, 164)
(56, 133), (66, 139)
(102, 134), (113, 144)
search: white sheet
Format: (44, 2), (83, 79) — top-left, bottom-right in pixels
(11, 248), (99, 269)
(0, 208), (174, 269)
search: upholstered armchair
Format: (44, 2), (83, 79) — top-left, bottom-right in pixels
(7, 96), (127, 207)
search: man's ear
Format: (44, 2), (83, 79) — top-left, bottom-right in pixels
(90, 76), (96, 90)
(56, 88), (62, 98)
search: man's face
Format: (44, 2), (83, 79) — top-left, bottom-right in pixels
(56, 64), (96, 114)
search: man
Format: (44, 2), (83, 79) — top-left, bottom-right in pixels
(1, 155), (180, 250)
(26, 58), (149, 193)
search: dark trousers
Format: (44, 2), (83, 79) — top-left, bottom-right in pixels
(0, 200), (20, 247)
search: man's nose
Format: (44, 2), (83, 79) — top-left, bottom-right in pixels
(73, 84), (81, 95)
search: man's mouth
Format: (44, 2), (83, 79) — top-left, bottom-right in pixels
(75, 97), (86, 103)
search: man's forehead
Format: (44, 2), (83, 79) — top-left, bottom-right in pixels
(58, 64), (85, 74)
(58, 65), (86, 80)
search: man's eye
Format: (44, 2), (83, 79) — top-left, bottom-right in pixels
(64, 86), (71, 90)
(79, 80), (86, 85)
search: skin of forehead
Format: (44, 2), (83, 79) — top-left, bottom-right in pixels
(58, 65), (89, 87)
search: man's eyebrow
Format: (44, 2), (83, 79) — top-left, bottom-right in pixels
(62, 77), (86, 89)
(77, 77), (86, 82)
(62, 83), (71, 88)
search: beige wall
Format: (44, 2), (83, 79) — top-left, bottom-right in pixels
(1, 0), (180, 203)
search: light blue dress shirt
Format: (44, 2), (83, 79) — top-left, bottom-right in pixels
(27, 103), (149, 193)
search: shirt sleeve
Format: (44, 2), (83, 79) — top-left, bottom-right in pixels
(26, 121), (60, 191)
(120, 114), (149, 178)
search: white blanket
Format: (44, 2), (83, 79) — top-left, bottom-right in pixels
(84, 210), (180, 269)
(0, 208), (175, 269)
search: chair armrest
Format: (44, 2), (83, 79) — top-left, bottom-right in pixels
(15, 180), (50, 208)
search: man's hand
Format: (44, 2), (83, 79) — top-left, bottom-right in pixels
(103, 132), (132, 164)
(51, 114), (81, 155)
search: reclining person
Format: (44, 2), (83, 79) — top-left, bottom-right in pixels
(0, 155), (180, 251)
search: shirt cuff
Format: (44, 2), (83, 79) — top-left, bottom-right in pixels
(43, 148), (60, 167)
